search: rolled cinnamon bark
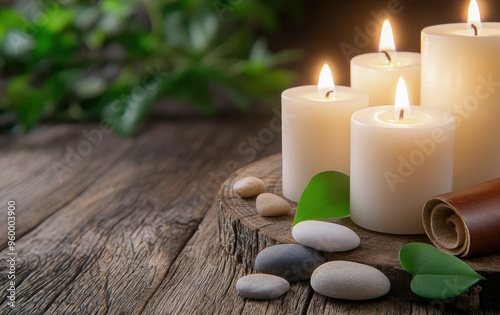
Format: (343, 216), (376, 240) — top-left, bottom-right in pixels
(423, 178), (500, 257)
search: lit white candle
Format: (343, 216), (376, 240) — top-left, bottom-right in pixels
(421, 0), (500, 190)
(350, 78), (456, 234)
(282, 64), (368, 202)
(351, 20), (421, 106)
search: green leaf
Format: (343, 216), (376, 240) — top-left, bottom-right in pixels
(45, 8), (75, 33)
(0, 9), (25, 39)
(400, 243), (485, 300)
(100, 0), (133, 18)
(293, 171), (350, 226)
(6, 75), (62, 131)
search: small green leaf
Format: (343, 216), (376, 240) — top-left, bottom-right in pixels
(400, 243), (485, 300)
(45, 8), (75, 33)
(100, 0), (133, 17)
(293, 171), (350, 226)
(6, 75), (62, 132)
(0, 9), (25, 39)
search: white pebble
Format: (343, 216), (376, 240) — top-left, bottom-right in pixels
(311, 261), (390, 300)
(292, 220), (360, 252)
(256, 193), (291, 217)
(233, 176), (265, 198)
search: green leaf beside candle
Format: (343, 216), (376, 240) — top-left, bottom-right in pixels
(293, 171), (350, 226)
(400, 243), (485, 299)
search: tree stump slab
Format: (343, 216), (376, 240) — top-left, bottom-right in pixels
(217, 154), (500, 309)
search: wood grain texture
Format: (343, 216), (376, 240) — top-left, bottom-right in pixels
(0, 119), (498, 314)
(218, 154), (500, 310)
(0, 125), (133, 249)
(0, 119), (281, 314)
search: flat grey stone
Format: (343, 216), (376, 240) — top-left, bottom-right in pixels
(254, 244), (325, 282)
(311, 261), (391, 300)
(236, 274), (290, 300)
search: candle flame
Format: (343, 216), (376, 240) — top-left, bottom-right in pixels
(467, 0), (482, 35)
(394, 77), (410, 122)
(379, 20), (396, 52)
(318, 64), (335, 99)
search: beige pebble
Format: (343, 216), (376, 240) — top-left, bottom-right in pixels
(256, 193), (291, 217)
(311, 261), (391, 300)
(233, 176), (265, 198)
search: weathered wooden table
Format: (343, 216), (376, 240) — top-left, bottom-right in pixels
(0, 115), (498, 314)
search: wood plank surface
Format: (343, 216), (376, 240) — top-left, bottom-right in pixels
(0, 118), (498, 314)
(0, 125), (134, 249)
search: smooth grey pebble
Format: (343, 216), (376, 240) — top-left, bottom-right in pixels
(236, 274), (290, 300)
(255, 244), (325, 282)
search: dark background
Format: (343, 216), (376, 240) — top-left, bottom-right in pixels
(272, 0), (500, 86)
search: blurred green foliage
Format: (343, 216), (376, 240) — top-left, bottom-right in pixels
(0, 0), (300, 136)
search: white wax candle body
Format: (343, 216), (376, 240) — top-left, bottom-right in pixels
(350, 106), (455, 234)
(351, 52), (421, 106)
(421, 23), (500, 190)
(282, 86), (368, 202)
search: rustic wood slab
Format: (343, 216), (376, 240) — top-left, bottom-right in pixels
(218, 154), (500, 309)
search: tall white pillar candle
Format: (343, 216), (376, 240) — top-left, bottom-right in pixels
(421, 1), (500, 190)
(351, 20), (421, 106)
(282, 65), (368, 202)
(350, 78), (456, 234)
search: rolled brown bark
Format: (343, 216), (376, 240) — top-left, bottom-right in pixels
(423, 178), (500, 257)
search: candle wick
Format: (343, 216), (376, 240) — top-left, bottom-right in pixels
(471, 24), (479, 36)
(399, 109), (405, 122)
(381, 50), (392, 64)
(325, 90), (335, 99)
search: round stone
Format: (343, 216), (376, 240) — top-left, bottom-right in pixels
(233, 176), (265, 198)
(254, 244), (325, 282)
(236, 274), (290, 300)
(311, 261), (391, 300)
(256, 193), (291, 217)
(292, 220), (360, 252)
